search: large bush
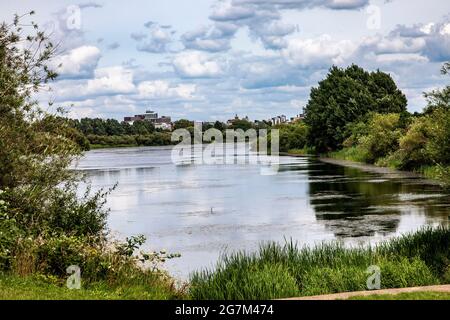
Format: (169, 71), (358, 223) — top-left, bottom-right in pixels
(338, 113), (404, 164)
(277, 122), (308, 152)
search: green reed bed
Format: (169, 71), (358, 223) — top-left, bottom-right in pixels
(189, 227), (450, 300)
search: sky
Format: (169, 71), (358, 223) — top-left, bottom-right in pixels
(2, 0), (450, 121)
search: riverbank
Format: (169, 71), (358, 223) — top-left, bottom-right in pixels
(327, 150), (450, 186)
(189, 227), (450, 300)
(283, 149), (449, 186)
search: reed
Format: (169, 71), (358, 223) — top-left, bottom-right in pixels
(190, 227), (449, 300)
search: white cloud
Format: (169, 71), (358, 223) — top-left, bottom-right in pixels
(173, 51), (223, 78)
(86, 66), (135, 95)
(375, 53), (428, 64)
(134, 24), (176, 53)
(420, 23), (435, 35)
(440, 23), (450, 36)
(210, 1), (254, 21)
(374, 37), (426, 54)
(181, 23), (238, 52)
(282, 35), (356, 67)
(52, 45), (101, 78)
(137, 80), (196, 99)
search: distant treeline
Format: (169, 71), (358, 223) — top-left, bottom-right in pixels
(67, 118), (172, 149)
(67, 117), (274, 149)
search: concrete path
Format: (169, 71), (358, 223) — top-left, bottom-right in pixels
(284, 285), (450, 300)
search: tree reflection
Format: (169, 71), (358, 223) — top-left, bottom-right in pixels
(306, 161), (450, 238)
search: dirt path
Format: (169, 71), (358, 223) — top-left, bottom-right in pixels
(284, 285), (450, 300)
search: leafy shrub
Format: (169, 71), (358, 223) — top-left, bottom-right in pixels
(277, 122), (308, 152)
(357, 113), (403, 163)
(0, 191), (22, 270)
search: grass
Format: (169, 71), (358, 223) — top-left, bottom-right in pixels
(420, 165), (450, 186)
(0, 273), (186, 300)
(286, 146), (316, 156)
(349, 291), (450, 300)
(90, 144), (138, 150)
(189, 227), (450, 300)
(327, 148), (450, 187)
(327, 146), (369, 163)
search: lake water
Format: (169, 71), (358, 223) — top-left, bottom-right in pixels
(75, 145), (450, 280)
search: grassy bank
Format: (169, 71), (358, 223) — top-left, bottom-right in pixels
(328, 147), (450, 185)
(349, 291), (450, 300)
(0, 273), (186, 300)
(189, 227), (450, 300)
(90, 144), (139, 150)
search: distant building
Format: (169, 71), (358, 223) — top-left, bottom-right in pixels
(226, 114), (239, 126)
(269, 115), (287, 125)
(154, 122), (172, 130)
(124, 110), (172, 127)
(226, 114), (250, 126)
(289, 113), (305, 123)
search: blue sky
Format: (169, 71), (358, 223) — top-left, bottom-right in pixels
(2, 0), (450, 121)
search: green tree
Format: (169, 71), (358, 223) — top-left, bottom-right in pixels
(173, 119), (194, 130)
(304, 65), (407, 152)
(423, 62), (450, 114)
(105, 119), (124, 135)
(0, 13), (108, 238)
(230, 119), (254, 131)
(213, 120), (226, 131)
(277, 123), (308, 152)
(131, 120), (155, 135)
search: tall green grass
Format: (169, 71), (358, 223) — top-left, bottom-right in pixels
(189, 227), (450, 299)
(328, 146), (369, 163)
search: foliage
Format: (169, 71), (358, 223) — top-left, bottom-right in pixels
(135, 132), (173, 146)
(304, 65), (407, 152)
(0, 191), (22, 270)
(229, 119), (254, 131)
(423, 62), (450, 114)
(344, 113), (404, 163)
(72, 118), (155, 136)
(276, 122), (308, 153)
(173, 119), (193, 130)
(330, 93), (449, 182)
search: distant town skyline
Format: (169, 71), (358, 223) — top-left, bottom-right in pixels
(1, 0), (449, 121)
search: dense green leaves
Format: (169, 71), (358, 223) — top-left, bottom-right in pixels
(277, 122), (308, 152)
(304, 65), (407, 152)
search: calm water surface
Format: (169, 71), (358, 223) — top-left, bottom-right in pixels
(75, 145), (450, 279)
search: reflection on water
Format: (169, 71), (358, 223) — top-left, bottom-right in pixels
(75, 145), (450, 279)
